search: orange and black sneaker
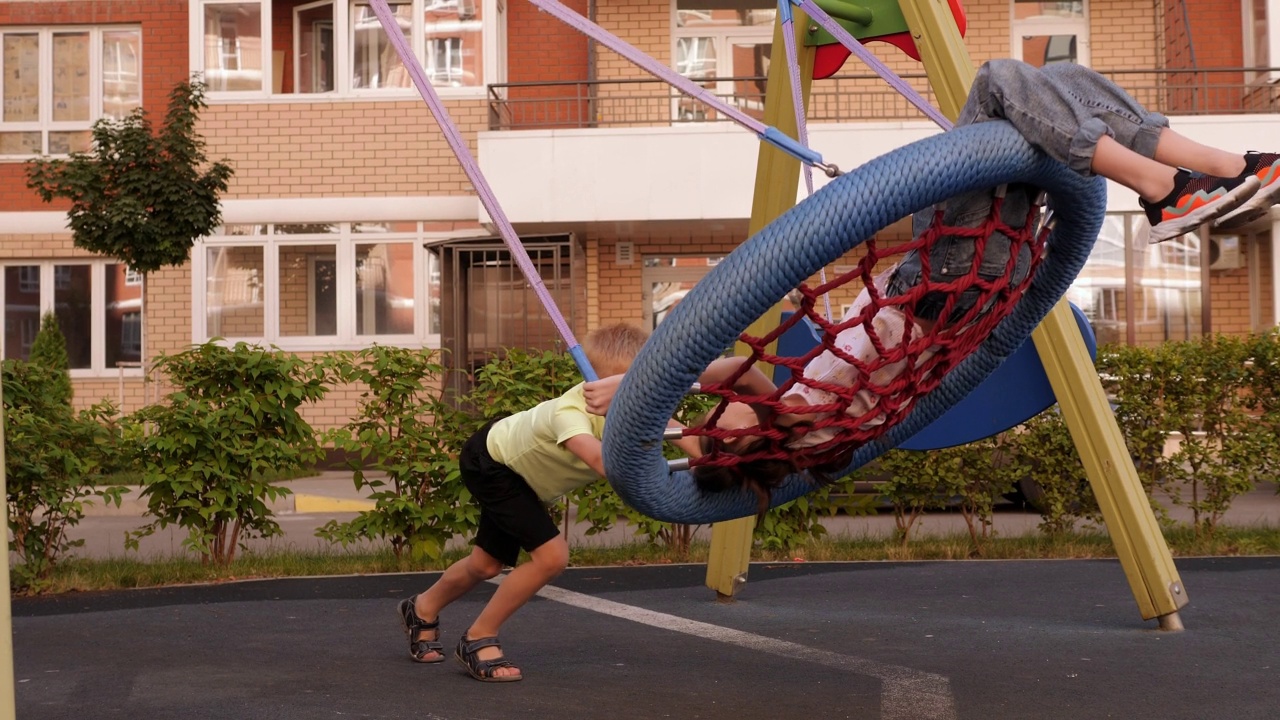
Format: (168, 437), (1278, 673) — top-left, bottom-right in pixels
(1216, 152), (1280, 230)
(1142, 169), (1260, 244)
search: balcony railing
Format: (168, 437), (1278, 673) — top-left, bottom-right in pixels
(488, 68), (1280, 132)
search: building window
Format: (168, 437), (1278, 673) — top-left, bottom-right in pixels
(201, 2), (266, 92)
(427, 36), (464, 86)
(1, 262), (143, 371)
(671, 2), (774, 121)
(197, 221), (440, 349)
(194, 0), (503, 97)
(1066, 213), (1203, 347)
(295, 0), (336, 93)
(0, 26), (142, 157)
(1011, 0), (1090, 68)
(1243, 0), (1278, 83)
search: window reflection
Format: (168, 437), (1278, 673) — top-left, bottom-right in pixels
(206, 246), (265, 337)
(53, 264), (92, 369)
(1068, 212), (1205, 347)
(356, 243), (414, 335)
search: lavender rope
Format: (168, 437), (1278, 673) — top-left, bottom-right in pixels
(368, 0), (595, 380)
(527, 0), (824, 169)
(796, 0), (954, 130)
(780, 1), (834, 322)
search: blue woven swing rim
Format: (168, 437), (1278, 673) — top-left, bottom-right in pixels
(601, 121), (1107, 525)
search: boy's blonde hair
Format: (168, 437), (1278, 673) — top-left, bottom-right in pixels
(583, 323), (649, 377)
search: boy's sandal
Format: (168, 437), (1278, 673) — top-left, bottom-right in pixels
(455, 635), (523, 683)
(397, 596), (445, 663)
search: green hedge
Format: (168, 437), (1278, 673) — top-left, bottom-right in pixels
(9, 331), (1280, 581)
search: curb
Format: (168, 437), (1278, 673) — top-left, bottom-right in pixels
(293, 494), (376, 513)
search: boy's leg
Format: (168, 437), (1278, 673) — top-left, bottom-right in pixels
(465, 535), (571, 679)
(413, 545), (507, 622)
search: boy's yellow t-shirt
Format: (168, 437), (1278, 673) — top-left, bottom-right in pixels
(484, 383), (606, 501)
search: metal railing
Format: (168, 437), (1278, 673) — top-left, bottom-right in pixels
(488, 67), (1280, 132)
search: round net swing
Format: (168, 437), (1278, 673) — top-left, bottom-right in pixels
(602, 121), (1106, 525)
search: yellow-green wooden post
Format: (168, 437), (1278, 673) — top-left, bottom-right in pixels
(706, 14), (815, 600)
(1, 374), (17, 718)
(897, 0), (1186, 627)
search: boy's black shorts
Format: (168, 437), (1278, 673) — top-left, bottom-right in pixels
(459, 420), (560, 568)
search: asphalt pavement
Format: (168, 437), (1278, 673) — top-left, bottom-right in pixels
(11, 558), (1280, 719)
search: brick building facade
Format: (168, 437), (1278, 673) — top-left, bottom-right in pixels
(0, 0), (1276, 428)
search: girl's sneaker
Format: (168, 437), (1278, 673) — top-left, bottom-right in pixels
(1142, 170), (1260, 244)
(1216, 152), (1280, 230)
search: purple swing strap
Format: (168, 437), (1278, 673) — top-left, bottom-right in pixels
(778, 0), (835, 323)
(792, 0), (954, 130)
(525, 0), (834, 175)
(367, 0), (597, 379)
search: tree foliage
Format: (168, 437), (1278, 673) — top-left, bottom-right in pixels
(26, 80), (233, 274)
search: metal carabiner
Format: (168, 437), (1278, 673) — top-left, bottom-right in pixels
(818, 162), (843, 179)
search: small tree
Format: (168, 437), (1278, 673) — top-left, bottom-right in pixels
(4, 360), (125, 590)
(26, 79), (234, 375)
(28, 311), (72, 407)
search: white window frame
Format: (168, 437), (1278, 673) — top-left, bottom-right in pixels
(190, 0), (505, 101)
(0, 25), (143, 159)
(1010, 0), (1091, 67)
(294, 0), (337, 94)
(195, 221), (445, 351)
(1243, 0), (1280, 84)
(0, 261), (143, 376)
(670, 5), (774, 120)
(427, 35), (464, 86)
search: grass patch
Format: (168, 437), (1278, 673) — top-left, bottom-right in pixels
(14, 524), (1280, 597)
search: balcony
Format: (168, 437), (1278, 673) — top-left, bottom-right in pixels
(477, 68), (1280, 228)
(487, 68), (1280, 131)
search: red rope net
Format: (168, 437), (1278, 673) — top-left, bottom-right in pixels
(690, 185), (1051, 471)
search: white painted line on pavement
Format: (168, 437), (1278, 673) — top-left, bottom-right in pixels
(524, 582), (957, 720)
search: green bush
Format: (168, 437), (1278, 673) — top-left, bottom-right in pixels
(942, 435), (1020, 551)
(1096, 342), (1171, 511)
(4, 360), (124, 590)
(1157, 335), (1259, 536)
(318, 346), (476, 561)
(28, 311), (72, 406)
(127, 342), (328, 564)
(1001, 408), (1098, 536)
(1243, 329), (1280, 488)
(875, 448), (954, 545)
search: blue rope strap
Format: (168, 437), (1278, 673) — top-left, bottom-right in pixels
(601, 121), (1105, 524)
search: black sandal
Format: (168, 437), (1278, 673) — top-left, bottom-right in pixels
(397, 596), (445, 663)
(455, 634), (523, 683)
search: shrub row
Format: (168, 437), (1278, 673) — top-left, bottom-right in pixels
(8, 326), (1280, 589)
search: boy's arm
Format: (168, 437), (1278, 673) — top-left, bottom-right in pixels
(563, 433), (606, 477)
(583, 373), (624, 416)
